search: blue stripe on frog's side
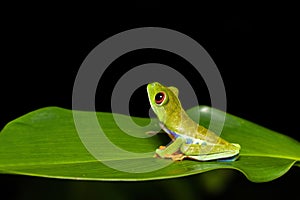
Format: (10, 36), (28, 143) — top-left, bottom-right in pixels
(166, 127), (180, 139)
(159, 122), (179, 138)
(217, 155), (240, 162)
(159, 122), (205, 145)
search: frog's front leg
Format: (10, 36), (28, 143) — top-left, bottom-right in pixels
(155, 137), (187, 161)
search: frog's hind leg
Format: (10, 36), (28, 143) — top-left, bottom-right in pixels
(181, 143), (240, 161)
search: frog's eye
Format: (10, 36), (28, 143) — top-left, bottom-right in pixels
(155, 92), (166, 105)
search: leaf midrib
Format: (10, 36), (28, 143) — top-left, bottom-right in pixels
(240, 153), (300, 161)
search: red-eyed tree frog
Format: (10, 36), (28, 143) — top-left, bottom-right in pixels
(147, 82), (240, 161)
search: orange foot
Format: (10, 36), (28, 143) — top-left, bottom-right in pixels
(164, 153), (185, 161)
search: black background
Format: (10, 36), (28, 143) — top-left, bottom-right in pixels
(1, 2), (299, 200)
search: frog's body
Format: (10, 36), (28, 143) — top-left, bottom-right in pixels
(147, 82), (240, 161)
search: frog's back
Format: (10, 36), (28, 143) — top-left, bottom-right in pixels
(174, 109), (230, 145)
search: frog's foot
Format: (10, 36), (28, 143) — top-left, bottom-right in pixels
(155, 148), (185, 161)
(155, 148), (164, 158)
(153, 146), (166, 157)
(159, 146), (166, 150)
(153, 147), (166, 158)
(164, 153), (186, 161)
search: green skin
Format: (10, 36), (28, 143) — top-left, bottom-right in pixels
(147, 82), (240, 161)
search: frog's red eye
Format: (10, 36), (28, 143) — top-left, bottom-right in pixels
(155, 92), (165, 104)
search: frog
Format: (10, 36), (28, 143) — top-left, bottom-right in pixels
(147, 82), (240, 161)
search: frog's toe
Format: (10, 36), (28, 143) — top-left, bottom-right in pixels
(169, 154), (185, 161)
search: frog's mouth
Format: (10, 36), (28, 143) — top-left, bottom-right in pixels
(146, 83), (154, 106)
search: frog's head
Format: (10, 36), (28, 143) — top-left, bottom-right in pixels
(147, 82), (181, 123)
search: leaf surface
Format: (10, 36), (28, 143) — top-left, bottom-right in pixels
(0, 106), (299, 182)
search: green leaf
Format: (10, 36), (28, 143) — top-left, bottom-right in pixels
(0, 106), (299, 182)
